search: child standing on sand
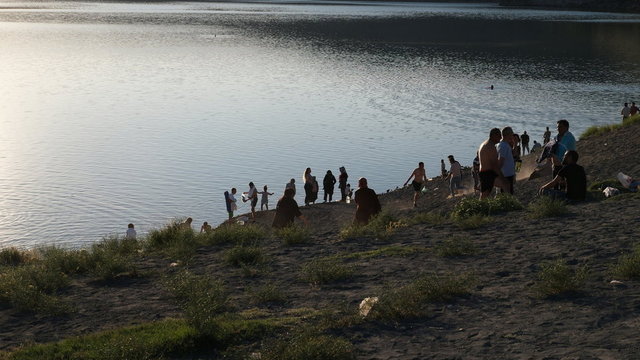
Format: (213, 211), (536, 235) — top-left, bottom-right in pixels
(259, 185), (274, 211)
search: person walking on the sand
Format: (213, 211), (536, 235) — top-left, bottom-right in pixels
(354, 177), (381, 225)
(447, 155), (462, 197)
(403, 161), (427, 207)
(323, 170), (336, 202)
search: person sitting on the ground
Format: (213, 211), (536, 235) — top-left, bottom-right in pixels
(126, 223), (136, 240)
(447, 155), (462, 197)
(200, 221), (212, 233)
(539, 150), (586, 201)
(272, 188), (308, 228)
(531, 140), (542, 153)
(181, 217), (193, 230)
(354, 177), (381, 226)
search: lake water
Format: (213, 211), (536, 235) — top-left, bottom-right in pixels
(1, 1), (639, 248)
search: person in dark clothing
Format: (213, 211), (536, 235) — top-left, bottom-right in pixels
(338, 166), (349, 202)
(354, 177), (381, 225)
(323, 170), (337, 202)
(303, 167), (313, 206)
(539, 150), (586, 201)
(521, 131), (530, 155)
(272, 188), (308, 228)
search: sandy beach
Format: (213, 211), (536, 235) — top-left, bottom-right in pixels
(1, 120), (639, 359)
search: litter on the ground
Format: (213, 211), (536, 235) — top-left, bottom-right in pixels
(603, 187), (620, 198)
(359, 296), (379, 317)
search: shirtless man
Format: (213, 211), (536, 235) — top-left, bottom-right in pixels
(478, 128), (506, 199)
(404, 161), (428, 207)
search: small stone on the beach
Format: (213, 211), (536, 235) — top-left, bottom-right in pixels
(169, 262), (179, 267)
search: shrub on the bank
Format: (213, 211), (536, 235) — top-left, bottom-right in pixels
(204, 224), (266, 246)
(0, 247), (31, 266)
(533, 259), (587, 298)
(224, 245), (266, 267)
(436, 236), (477, 257)
(301, 259), (354, 285)
(451, 194), (522, 219)
(611, 244), (640, 280)
(339, 211), (404, 241)
(275, 225), (310, 246)
(528, 197), (568, 219)
(581, 114), (640, 139)
(370, 273), (472, 321)
(249, 282), (287, 304)
(0, 264), (71, 314)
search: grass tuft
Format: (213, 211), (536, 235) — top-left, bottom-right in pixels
(528, 197), (568, 219)
(224, 245), (266, 267)
(533, 259), (587, 298)
(301, 259), (354, 285)
(370, 273), (472, 321)
(0, 247), (31, 266)
(580, 114), (640, 139)
(406, 211), (447, 226)
(0, 264), (71, 314)
(275, 225), (310, 246)
(248, 282), (287, 304)
(205, 224), (266, 246)
(452, 214), (492, 229)
(451, 194), (522, 219)
(339, 210), (404, 241)
(611, 244), (640, 280)
(263, 331), (356, 360)
(436, 236), (477, 257)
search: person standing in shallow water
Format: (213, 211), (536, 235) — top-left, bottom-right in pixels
(338, 166), (348, 202)
(323, 170), (336, 202)
(354, 177), (381, 226)
(303, 168), (313, 206)
(403, 161), (427, 207)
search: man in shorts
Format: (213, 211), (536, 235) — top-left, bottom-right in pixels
(478, 128), (507, 199)
(403, 161), (428, 207)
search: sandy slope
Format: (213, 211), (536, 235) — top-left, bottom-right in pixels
(1, 122), (639, 358)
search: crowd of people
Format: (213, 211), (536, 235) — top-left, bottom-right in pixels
(125, 120), (594, 237)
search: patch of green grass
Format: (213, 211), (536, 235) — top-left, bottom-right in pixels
(37, 246), (90, 275)
(204, 224), (267, 246)
(611, 245), (640, 280)
(406, 211), (447, 226)
(453, 214), (493, 229)
(528, 197), (568, 219)
(329, 245), (430, 261)
(580, 114), (640, 139)
(300, 259), (354, 285)
(275, 225), (310, 246)
(248, 282), (287, 305)
(146, 221), (200, 261)
(224, 246), (266, 268)
(0, 247), (31, 266)
(533, 259), (587, 298)
(435, 236), (477, 257)
(262, 331), (356, 360)
(369, 273), (472, 321)
(5, 314), (296, 360)
(339, 210), (405, 241)
(5, 319), (197, 360)
(0, 264), (71, 314)
(451, 194), (522, 219)
(605, 192), (640, 201)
